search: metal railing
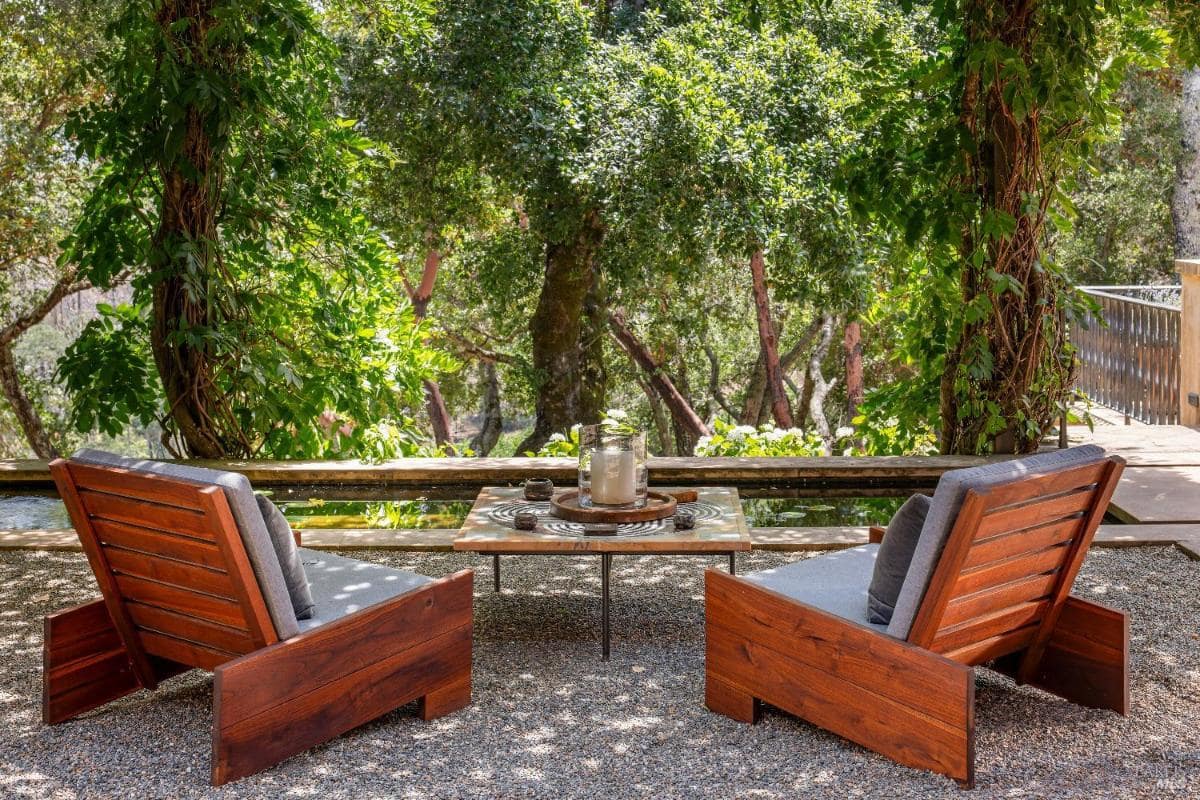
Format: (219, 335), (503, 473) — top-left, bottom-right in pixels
(1073, 286), (1181, 424)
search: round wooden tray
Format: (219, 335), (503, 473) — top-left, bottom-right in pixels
(550, 490), (678, 523)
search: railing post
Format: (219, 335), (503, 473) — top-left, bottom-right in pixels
(1180, 259), (1200, 429)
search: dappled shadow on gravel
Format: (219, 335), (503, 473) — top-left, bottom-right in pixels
(1, 547), (1197, 799)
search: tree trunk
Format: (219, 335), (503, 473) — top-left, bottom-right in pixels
(669, 355), (701, 455)
(516, 210), (606, 454)
(940, 0), (1071, 455)
(843, 320), (864, 422)
(808, 313), (838, 453)
(796, 369), (814, 429)
(406, 247), (454, 446)
(0, 344), (57, 458)
(739, 349), (767, 425)
(148, 0), (236, 458)
(469, 361), (502, 456)
(608, 310), (708, 441)
(1176, 67), (1200, 259)
(702, 342), (737, 419)
(748, 248), (793, 427)
(578, 271), (608, 424)
(745, 317), (821, 428)
(637, 377), (675, 456)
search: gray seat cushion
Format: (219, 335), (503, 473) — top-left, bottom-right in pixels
(296, 548), (433, 633)
(886, 445), (1107, 640)
(742, 545), (888, 633)
(254, 495), (315, 620)
(867, 493), (932, 625)
(71, 449), (300, 640)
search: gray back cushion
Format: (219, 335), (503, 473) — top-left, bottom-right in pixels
(71, 449), (300, 640)
(867, 493), (932, 625)
(886, 445), (1107, 640)
(255, 495), (315, 620)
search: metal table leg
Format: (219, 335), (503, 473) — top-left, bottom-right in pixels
(601, 553), (612, 661)
(493, 554), (501, 592)
(729, 552), (736, 575)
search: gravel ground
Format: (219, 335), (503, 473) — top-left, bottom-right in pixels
(1, 546), (1198, 800)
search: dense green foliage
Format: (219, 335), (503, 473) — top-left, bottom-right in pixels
(60, 0), (448, 458)
(855, 0), (1200, 453)
(0, 0), (1197, 460)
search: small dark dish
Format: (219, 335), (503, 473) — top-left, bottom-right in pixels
(523, 477), (555, 501)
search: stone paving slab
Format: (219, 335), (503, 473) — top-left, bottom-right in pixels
(1068, 424), (1200, 466)
(1110, 466), (1200, 523)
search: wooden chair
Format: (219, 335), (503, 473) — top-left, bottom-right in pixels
(44, 453), (473, 785)
(704, 446), (1127, 788)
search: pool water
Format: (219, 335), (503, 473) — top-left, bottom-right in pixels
(279, 499), (476, 530)
(742, 497), (906, 528)
(1, 493), (909, 531)
(0, 495), (72, 530)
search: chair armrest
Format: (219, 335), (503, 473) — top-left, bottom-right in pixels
(869, 525), (886, 544)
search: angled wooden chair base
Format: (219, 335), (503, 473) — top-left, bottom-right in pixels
(992, 595), (1129, 714)
(706, 570), (977, 787)
(44, 567), (473, 786)
(211, 569), (473, 785)
(44, 599), (189, 724)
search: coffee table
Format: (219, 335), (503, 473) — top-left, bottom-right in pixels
(453, 486), (751, 660)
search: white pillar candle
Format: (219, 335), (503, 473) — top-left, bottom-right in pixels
(590, 447), (636, 505)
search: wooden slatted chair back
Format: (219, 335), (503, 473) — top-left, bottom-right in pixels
(50, 459), (279, 689)
(905, 456), (1124, 672)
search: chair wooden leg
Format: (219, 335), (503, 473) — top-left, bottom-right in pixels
(705, 672), (760, 724)
(706, 569), (976, 788)
(43, 600), (141, 724)
(211, 570), (473, 786)
(419, 676), (472, 721)
(994, 595), (1129, 714)
(44, 600), (192, 725)
(43, 599), (190, 724)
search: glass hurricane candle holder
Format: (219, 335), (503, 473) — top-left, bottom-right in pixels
(578, 425), (648, 509)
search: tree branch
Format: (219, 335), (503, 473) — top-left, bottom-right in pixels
(0, 268), (91, 346)
(702, 342), (737, 419)
(608, 310), (708, 438)
(439, 329), (521, 366)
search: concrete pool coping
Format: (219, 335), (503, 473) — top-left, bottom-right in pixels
(3, 523), (1198, 559)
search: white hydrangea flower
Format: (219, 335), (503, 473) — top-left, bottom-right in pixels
(767, 428), (787, 441)
(835, 426), (855, 439)
(548, 433), (566, 443)
(605, 408), (629, 419)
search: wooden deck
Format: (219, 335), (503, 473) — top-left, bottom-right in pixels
(1065, 421), (1200, 557)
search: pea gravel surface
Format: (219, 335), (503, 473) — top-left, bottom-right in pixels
(1, 546), (1198, 799)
